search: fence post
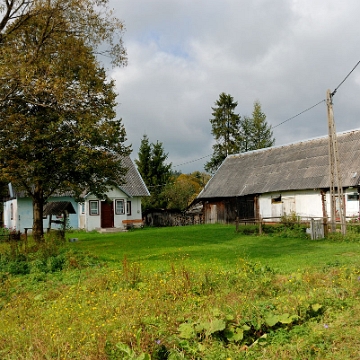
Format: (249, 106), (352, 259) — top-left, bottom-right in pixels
(236, 217), (239, 232)
(258, 216), (262, 235)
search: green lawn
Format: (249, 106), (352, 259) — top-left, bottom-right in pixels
(1, 224), (360, 359)
(70, 224), (360, 272)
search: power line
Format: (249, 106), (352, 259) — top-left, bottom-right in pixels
(173, 100), (326, 168)
(173, 154), (212, 168)
(173, 60), (360, 168)
(272, 99), (326, 129)
(331, 60), (360, 97)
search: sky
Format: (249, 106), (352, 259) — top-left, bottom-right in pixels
(108, 0), (360, 173)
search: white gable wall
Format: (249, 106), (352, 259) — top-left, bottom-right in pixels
(80, 187), (143, 231)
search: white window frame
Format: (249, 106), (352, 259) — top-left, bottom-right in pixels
(89, 200), (99, 216)
(115, 199), (125, 215)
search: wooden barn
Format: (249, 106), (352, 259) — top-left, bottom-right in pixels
(196, 129), (360, 224)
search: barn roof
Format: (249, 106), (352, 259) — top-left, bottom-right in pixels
(197, 129), (360, 199)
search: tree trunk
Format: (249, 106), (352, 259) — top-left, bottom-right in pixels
(33, 183), (45, 241)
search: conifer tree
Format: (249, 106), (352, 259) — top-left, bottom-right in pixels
(136, 137), (172, 210)
(205, 93), (241, 173)
(247, 101), (275, 150)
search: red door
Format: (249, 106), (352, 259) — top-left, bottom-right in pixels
(101, 201), (114, 228)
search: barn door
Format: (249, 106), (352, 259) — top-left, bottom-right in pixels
(101, 201), (114, 228)
(282, 197), (296, 216)
(210, 204), (217, 224)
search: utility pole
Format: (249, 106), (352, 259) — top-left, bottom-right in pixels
(326, 89), (346, 235)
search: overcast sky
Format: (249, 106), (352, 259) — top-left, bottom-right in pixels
(109, 0), (360, 173)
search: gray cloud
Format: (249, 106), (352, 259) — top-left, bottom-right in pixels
(109, 0), (360, 173)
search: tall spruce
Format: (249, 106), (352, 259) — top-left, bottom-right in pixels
(136, 137), (172, 210)
(205, 93), (241, 173)
(247, 101), (275, 150)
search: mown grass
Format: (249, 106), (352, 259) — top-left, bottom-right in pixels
(70, 225), (360, 272)
(0, 224), (360, 359)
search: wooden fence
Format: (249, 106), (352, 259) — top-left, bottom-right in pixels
(235, 216), (360, 239)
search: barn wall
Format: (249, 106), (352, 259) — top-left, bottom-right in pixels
(203, 196), (255, 224)
(202, 188), (360, 225)
(259, 190), (323, 221)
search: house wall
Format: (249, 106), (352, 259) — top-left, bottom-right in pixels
(3, 196), (78, 233)
(82, 187), (143, 231)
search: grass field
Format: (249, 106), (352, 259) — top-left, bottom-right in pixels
(71, 225), (360, 272)
(1, 224), (360, 359)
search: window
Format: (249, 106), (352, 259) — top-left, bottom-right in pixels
(89, 200), (99, 215)
(271, 195), (282, 204)
(115, 199), (125, 215)
(347, 193), (359, 201)
(10, 203), (13, 220)
(126, 201), (132, 215)
(80, 203), (85, 214)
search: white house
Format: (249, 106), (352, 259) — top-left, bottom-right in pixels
(196, 129), (360, 224)
(3, 156), (150, 232)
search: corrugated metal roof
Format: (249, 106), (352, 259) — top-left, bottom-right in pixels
(198, 129), (360, 199)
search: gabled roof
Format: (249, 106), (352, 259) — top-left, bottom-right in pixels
(198, 129), (360, 199)
(43, 201), (76, 216)
(120, 156), (150, 197)
(10, 156), (149, 199)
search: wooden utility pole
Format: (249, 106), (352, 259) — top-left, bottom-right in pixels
(326, 89), (346, 235)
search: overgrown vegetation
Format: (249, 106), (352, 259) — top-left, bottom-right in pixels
(1, 225), (360, 359)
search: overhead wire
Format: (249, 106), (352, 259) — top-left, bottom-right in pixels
(331, 60), (360, 97)
(272, 99), (326, 129)
(173, 100), (326, 168)
(173, 60), (360, 169)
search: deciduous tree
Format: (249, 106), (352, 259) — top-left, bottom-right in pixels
(0, 0), (130, 240)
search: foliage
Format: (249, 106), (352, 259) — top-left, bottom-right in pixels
(136, 135), (172, 210)
(0, 0), (130, 240)
(0, 233), (94, 276)
(205, 96), (275, 173)
(1, 245), (360, 358)
(205, 93), (241, 173)
(163, 173), (204, 211)
(241, 101), (275, 151)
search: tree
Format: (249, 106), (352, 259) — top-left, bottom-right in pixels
(0, 0), (130, 240)
(163, 173), (203, 211)
(247, 101), (275, 150)
(135, 135), (152, 185)
(135, 137), (172, 210)
(205, 93), (241, 173)
(239, 116), (253, 153)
